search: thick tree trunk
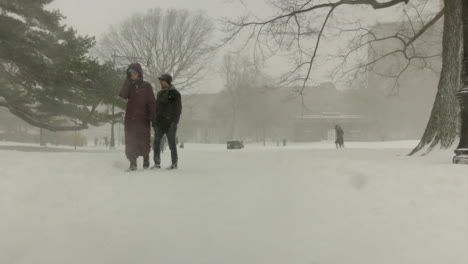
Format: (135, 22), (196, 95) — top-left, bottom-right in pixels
(410, 0), (463, 155)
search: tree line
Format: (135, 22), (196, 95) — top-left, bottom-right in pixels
(0, 0), (460, 155)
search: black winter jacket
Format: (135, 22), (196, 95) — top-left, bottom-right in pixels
(154, 85), (182, 128)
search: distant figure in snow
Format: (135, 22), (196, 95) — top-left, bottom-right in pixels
(119, 63), (157, 171)
(94, 137), (98, 147)
(335, 125), (345, 149)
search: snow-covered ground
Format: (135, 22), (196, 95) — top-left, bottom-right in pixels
(1, 141), (467, 264)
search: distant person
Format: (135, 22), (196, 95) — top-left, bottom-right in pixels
(119, 63), (157, 171)
(152, 74), (182, 170)
(335, 125), (345, 149)
(94, 137), (98, 147)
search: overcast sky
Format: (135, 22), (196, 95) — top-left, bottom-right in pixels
(47, 0), (441, 93)
(49, 0), (271, 38)
(48, 0), (280, 93)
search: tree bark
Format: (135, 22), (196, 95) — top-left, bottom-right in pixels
(410, 0), (463, 155)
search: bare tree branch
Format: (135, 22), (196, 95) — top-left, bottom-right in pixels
(227, 0), (409, 28)
(0, 98), (102, 132)
(333, 5), (443, 93)
(222, 0), (412, 97)
(99, 8), (214, 90)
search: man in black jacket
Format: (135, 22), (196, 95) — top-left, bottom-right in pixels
(152, 74), (182, 169)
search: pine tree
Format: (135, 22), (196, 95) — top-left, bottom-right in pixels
(0, 0), (121, 131)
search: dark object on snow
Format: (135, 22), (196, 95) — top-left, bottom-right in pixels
(282, 138), (287, 147)
(119, 63), (157, 163)
(151, 164), (161, 170)
(227, 140), (244, 150)
(335, 125), (345, 148)
(167, 163), (178, 170)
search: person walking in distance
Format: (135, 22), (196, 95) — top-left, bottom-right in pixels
(152, 74), (182, 170)
(335, 124), (345, 149)
(119, 63), (157, 171)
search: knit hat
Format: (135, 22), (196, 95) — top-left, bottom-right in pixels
(158, 73), (173, 84)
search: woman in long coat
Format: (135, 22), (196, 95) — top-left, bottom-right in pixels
(119, 63), (156, 171)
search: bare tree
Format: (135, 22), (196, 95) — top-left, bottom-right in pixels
(224, 0), (464, 154)
(224, 0), (409, 87)
(410, 0), (462, 154)
(334, 1), (443, 94)
(220, 54), (256, 139)
(99, 8), (214, 90)
(342, 0), (461, 155)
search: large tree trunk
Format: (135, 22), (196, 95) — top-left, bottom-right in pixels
(410, 0), (463, 155)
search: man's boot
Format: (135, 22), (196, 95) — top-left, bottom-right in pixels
(167, 163), (177, 170)
(151, 157), (161, 169)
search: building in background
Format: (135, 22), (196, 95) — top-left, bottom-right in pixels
(294, 113), (370, 142)
(179, 93), (221, 143)
(291, 83), (373, 142)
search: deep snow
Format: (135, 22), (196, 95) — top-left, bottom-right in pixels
(1, 141), (467, 264)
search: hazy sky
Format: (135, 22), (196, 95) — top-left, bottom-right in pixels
(49, 0), (269, 38)
(47, 0), (441, 93)
(48, 0), (277, 93)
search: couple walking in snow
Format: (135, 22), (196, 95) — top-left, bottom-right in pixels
(119, 63), (182, 171)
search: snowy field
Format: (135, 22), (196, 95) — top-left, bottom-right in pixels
(1, 141), (468, 264)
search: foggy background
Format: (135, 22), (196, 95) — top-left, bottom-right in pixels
(4, 1), (468, 264)
(0, 0), (443, 147)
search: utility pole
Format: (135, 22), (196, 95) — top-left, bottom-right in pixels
(109, 50), (117, 149)
(73, 129), (78, 151)
(39, 128), (45, 146)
